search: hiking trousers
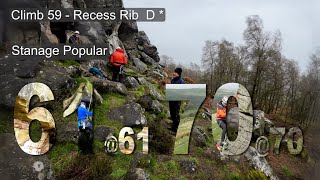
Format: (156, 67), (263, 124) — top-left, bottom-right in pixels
(217, 119), (227, 144)
(169, 101), (181, 132)
(112, 66), (122, 82)
(78, 127), (93, 154)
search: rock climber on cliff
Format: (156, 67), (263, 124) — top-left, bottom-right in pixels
(216, 96), (228, 151)
(109, 47), (127, 82)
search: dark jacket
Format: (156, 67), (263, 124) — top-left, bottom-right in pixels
(171, 76), (184, 84)
(69, 35), (80, 44)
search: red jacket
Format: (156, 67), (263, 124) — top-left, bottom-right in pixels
(110, 48), (127, 67)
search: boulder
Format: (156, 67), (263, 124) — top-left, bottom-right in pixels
(137, 45), (144, 51)
(124, 168), (150, 180)
(0, 133), (54, 179)
(84, 0), (123, 8)
(121, 33), (138, 50)
(137, 95), (153, 111)
(147, 87), (164, 101)
(130, 153), (151, 169)
(37, 63), (75, 97)
(151, 100), (164, 114)
(107, 103), (147, 126)
(40, 21), (59, 44)
(0, 58), (41, 78)
(75, 21), (107, 44)
(147, 70), (164, 81)
(253, 110), (274, 137)
(0, 60), (74, 109)
(123, 76), (140, 89)
(56, 122), (79, 143)
(0, 75), (33, 109)
(61, 0), (73, 8)
(127, 49), (142, 59)
(119, 21), (139, 35)
(123, 68), (138, 76)
(65, 66), (82, 78)
(137, 77), (149, 85)
(244, 147), (279, 180)
(143, 44), (158, 57)
(80, 59), (108, 71)
(191, 126), (207, 147)
(253, 110), (265, 137)
(140, 52), (157, 66)
(94, 126), (114, 142)
(150, 54), (161, 63)
(123, 38), (138, 50)
(133, 58), (147, 73)
(94, 88), (104, 105)
(136, 31), (150, 45)
(5, 23), (40, 45)
(178, 158), (197, 174)
(89, 76), (128, 95)
(137, 95), (163, 114)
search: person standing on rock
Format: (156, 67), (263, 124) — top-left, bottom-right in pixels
(69, 30), (81, 44)
(110, 47), (127, 82)
(169, 68), (185, 132)
(216, 96), (228, 151)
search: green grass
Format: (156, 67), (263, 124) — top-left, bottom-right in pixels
(94, 93), (126, 132)
(212, 116), (222, 144)
(133, 85), (146, 98)
(74, 77), (89, 85)
(29, 120), (42, 142)
(48, 143), (78, 174)
(195, 147), (205, 156)
(110, 153), (134, 179)
(56, 60), (81, 67)
(0, 112), (12, 134)
(93, 140), (105, 153)
(149, 160), (181, 179)
(124, 68), (138, 76)
(226, 172), (244, 180)
(174, 117), (194, 154)
(281, 165), (294, 178)
(246, 169), (268, 180)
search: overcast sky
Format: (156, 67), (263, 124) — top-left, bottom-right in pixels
(124, 0), (319, 71)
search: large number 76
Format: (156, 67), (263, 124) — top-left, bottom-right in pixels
(166, 83), (253, 155)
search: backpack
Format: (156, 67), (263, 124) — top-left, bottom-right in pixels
(89, 67), (106, 78)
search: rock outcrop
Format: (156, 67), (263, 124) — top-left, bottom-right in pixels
(107, 102), (147, 127)
(244, 147), (279, 180)
(124, 168), (150, 180)
(0, 133), (54, 180)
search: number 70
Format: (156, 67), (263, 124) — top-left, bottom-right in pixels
(166, 83), (253, 155)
